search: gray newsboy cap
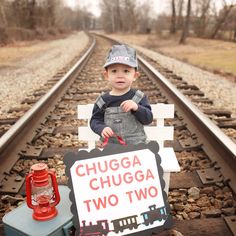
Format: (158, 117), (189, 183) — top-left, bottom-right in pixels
(103, 44), (138, 68)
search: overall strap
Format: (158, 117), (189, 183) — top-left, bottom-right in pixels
(132, 90), (144, 104)
(95, 95), (106, 109)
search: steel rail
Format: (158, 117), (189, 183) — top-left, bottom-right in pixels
(0, 38), (96, 183)
(138, 56), (236, 193)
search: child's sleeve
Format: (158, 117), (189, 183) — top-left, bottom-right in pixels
(90, 103), (107, 136)
(132, 95), (153, 125)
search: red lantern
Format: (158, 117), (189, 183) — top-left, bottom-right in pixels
(26, 163), (60, 221)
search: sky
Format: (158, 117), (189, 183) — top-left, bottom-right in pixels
(65, 0), (235, 17)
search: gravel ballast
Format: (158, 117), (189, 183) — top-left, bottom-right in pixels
(0, 31), (89, 115)
(134, 45), (236, 117)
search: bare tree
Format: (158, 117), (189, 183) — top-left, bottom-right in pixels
(101, 0), (152, 33)
(123, 0), (138, 32)
(0, 0), (8, 27)
(234, 14), (236, 41)
(154, 14), (170, 35)
(192, 0), (211, 37)
(177, 0), (184, 29)
(45, 0), (56, 27)
(210, 0), (234, 39)
(11, 0), (33, 28)
(223, 5), (236, 40)
(100, 0), (115, 32)
(170, 0), (176, 34)
(28, 0), (36, 29)
(231, 6), (236, 41)
(116, 0), (122, 31)
(136, 1), (152, 33)
(179, 0), (191, 44)
(0, 0), (98, 43)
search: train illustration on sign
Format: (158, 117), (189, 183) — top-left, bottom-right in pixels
(111, 215), (139, 234)
(141, 205), (167, 225)
(80, 220), (110, 236)
(79, 205), (167, 236)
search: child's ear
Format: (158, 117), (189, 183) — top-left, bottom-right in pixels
(102, 70), (108, 80)
(134, 71), (140, 79)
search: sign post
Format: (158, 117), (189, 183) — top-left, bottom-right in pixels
(64, 141), (172, 236)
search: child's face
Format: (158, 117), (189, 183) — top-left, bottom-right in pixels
(103, 64), (140, 95)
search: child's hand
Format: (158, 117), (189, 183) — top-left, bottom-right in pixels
(120, 100), (138, 112)
(101, 127), (114, 138)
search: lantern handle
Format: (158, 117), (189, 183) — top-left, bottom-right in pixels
(26, 173), (34, 209)
(48, 171), (60, 206)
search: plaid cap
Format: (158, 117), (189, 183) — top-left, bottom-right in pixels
(103, 44), (138, 68)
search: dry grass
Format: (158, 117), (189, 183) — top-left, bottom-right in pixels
(107, 33), (236, 81)
(0, 33), (68, 66)
(0, 41), (48, 67)
(153, 37), (236, 76)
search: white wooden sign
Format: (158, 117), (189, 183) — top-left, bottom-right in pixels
(64, 142), (172, 236)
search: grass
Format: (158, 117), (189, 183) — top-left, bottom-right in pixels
(186, 52), (236, 74)
(156, 37), (236, 75)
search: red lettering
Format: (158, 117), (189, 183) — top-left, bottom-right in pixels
(90, 178), (99, 190)
(83, 199), (91, 212)
(93, 197), (107, 210)
(135, 187), (148, 200)
(108, 194), (119, 206)
(97, 161), (108, 173)
(146, 169), (155, 180)
(125, 186), (158, 202)
(112, 174), (122, 186)
(110, 159), (119, 171)
(133, 155), (142, 167)
(125, 190), (133, 203)
(100, 175), (111, 188)
(148, 186), (158, 197)
(76, 164), (85, 176)
(123, 172), (132, 184)
(135, 170), (144, 182)
(87, 169), (154, 190)
(86, 162), (97, 175)
(84, 194), (119, 212)
(75, 155), (143, 177)
(121, 157), (130, 168)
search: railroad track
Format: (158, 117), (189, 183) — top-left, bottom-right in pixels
(0, 34), (235, 236)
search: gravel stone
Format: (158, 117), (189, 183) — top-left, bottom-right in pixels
(221, 207), (235, 216)
(202, 209), (222, 218)
(188, 211), (201, 219)
(171, 229), (184, 236)
(188, 187), (200, 200)
(174, 203), (185, 211)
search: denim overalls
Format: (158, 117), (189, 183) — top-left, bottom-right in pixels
(96, 90), (147, 145)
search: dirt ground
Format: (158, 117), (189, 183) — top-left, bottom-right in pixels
(106, 33), (236, 83)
